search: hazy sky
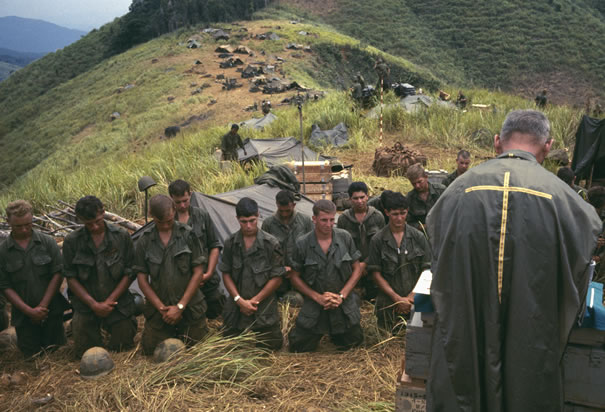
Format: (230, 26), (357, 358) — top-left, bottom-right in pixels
(0, 0), (132, 31)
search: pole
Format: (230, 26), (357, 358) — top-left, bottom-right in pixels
(379, 76), (384, 146)
(298, 96), (306, 195)
(144, 189), (149, 224)
(588, 164), (595, 189)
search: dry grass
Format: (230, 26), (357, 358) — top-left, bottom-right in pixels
(0, 302), (403, 411)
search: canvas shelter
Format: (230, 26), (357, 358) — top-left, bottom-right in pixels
(237, 137), (329, 166)
(572, 115), (605, 184)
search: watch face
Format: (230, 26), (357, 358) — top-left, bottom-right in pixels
(177, 303), (184, 310)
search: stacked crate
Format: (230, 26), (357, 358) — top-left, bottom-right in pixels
(288, 161), (351, 201)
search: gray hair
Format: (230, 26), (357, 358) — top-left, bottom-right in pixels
(500, 110), (551, 145)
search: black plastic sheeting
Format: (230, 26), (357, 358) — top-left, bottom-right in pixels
(572, 115), (605, 182)
(237, 137), (329, 166)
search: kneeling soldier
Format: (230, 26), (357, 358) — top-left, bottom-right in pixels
(0, 200), (66, 357)
(289, 200), (364, 352)
(367, 192), (431, 333)
(135, 195), (208, 355)
(64, 196), (137, 357)
(220, 198), (284, 350)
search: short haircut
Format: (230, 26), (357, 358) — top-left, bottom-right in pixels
(588, 186), (605, 210)
(168, 179), (191, 197)
(276, 190), (295, 206)
(312, 199), (337, 216)
(6, 200), (33, 220)
(236, 197), (258, 217)
(231, 124), (239, 131)
(149, 194), (175, 220)
(457, 150), (471, 160)
(379, 189), (393, 204)
(406, 163), (427, 181)
(75, 196), (104, 220)
(348, 181), (369, 197)
(499, 110), (551, 146)
(556, 167), (574, 185)
(383, 192), (408, 211)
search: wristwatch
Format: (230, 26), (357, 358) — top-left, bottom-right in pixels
(339, 293), (345, 300)
(177, 303), (185, 311)
(234, 295), (241, 302)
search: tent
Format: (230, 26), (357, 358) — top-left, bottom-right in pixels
(572, 115), (605, 183)
(309, 123), (349, 147)
(366, 95), (454, 118)
(237, 137), (329, 166)
(239, 113), (278, 130)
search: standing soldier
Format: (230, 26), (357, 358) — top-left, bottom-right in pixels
(0, 200), (66, 357)
(337, 182), (385, 299)
(535, 89), (547, 108)
(134, 195), (208, 355)
(63, 196), (137, 357)
(367, 192), (430, 333)
(374, 57), (391, 91)
(220, 198), (285, 349)
(221, 124), (247, 161)
(288, 200), (364, 352)
(169, 180), (225, 319)
(261, 190), (313, 300)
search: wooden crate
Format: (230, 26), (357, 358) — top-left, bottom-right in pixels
(564, 345), (605, 408)
(396, 365), (427, 412)
(405, 326), (432, 380)
(288, 161), (332, 183)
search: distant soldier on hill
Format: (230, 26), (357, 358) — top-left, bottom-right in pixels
(351, 73), (365, 102)
(456, 90), (468, 109)
(374, 57), (390, 91)
(535, 89), (548, 108)
(221, 124), (246, 161)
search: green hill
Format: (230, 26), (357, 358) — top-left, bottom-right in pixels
(275, 0), (605, 104)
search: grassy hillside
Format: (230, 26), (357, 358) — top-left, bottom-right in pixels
(0, 19), (448, 212)
(275, 0), (605, 103)
(0, 61), (20, 81)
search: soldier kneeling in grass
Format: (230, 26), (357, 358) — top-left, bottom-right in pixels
(64, 196), (137, 358)
(220, 197), (285, 350)
(135, 195), (208, 355)
(366, 192), (431, 334)
(288, 200), (364, 352)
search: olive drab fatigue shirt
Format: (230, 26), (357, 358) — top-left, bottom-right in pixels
(63, 222), (136, 322)
(221, 131), (245, 158)
(133, 222), (207, 325)
(178, 206), (222, 289)
(366, 224), (431, 311)
(406, 182), (446, 228)
(291, 228), (362, 335)
(219, 229), (285, 330)
(261, 211), (313, 267)
(336, 206), (385, 263)
(442, 170), (459, 187)
(0, 230), (65, 327)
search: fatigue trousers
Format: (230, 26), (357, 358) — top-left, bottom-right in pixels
(224, 323), (283, 351)
(288, 323), (364, 353)
(141, 316), (208, 356)
(203, 287), (226, 320)
(15, 314), (66, 358)
(72, 311), (137, 358)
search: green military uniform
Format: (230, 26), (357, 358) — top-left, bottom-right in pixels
(367, 196), (388, 223)
(134, 222), (208, 355)
(178, 206), (225, 319)
(573, 184), (588, 201)
(221, 131), (245, 161)
(219, 229), (285, 350)
(366, 224), (431, 333)
(261, 211), (313, 295)
(0, 293), (8, 332)
(63, 222), (137, 357)
(406, 182), (445, 230)
(336, 206), (385, 299)
(0, 230), (66, 357)
(288, 228), (364, 352)
(442, 170), (459, 187)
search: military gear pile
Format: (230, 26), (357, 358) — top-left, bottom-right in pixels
(371, 142), (427, 177)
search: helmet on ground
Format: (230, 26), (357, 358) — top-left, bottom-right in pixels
(80, 347), (114, 380)
(153, 338), (185, 363)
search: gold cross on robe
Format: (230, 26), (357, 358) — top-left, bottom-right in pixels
(464, 171), (552, 302)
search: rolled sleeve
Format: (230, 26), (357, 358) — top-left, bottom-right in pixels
(204, 216), (222, 251)
(122, 234), (137, 280)
(189, 233), (207, 267)
(269, 243), (286, 278)
(47, 238), (63, 275)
